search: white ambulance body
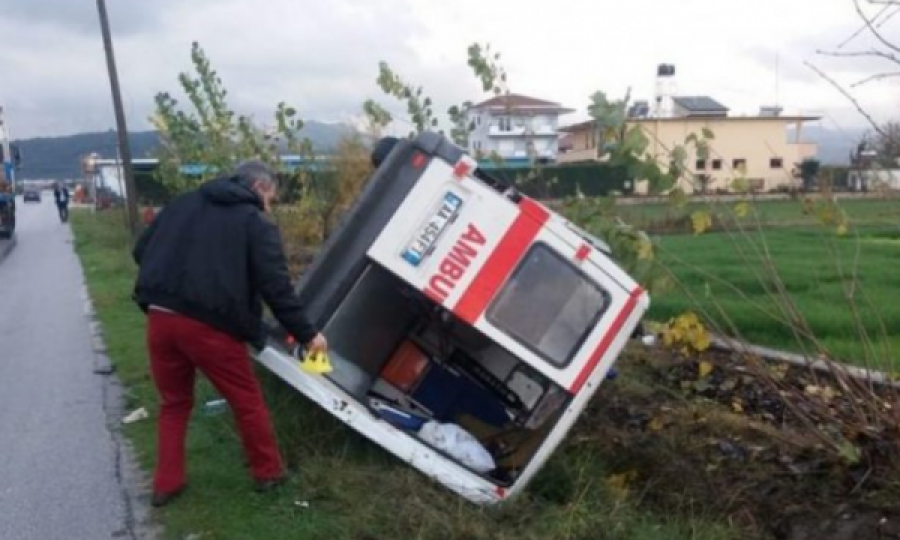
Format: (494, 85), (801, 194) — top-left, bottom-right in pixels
(255, 132), (649, 504)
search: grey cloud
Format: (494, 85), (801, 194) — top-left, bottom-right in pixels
(115, 0), (461, 128)
(745, 19), (900, 85)
(1, 0), (481, 139)
(0, 0), (183, 36)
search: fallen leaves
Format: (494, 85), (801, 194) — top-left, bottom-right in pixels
(662, 312), (711, 356)
(690, 210), (713, 235)
(587, 345), (900, 537)
(804, 384), (840, 402)
(606, 470), (639, 500)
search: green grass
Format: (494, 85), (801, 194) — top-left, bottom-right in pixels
(616, 197), (900, 231)
(71, 209), (737, 540)
(648, 210), (900, 369)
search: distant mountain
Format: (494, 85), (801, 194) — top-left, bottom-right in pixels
(13, 130), (158, 180)
(12, 121), (356, 180)
(788, 125), (867, 166)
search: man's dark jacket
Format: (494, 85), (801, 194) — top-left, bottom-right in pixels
(132, 175), (317, 349)
(53, 187), (69, 206)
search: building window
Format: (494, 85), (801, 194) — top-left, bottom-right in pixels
(696, 159), (707, 171)
(770, 158), (783, 169)
(712, 159), (723, 170)
(474, 141), (482, 151)
(733, 158), (747, 170)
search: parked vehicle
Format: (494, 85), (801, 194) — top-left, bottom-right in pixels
(0, 192), (14, 239)
(0, 106), (21, 199)
(255, 132), (650, 504)
(23, 189), (40, 203)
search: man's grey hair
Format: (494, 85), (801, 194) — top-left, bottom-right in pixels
(235, 160), (278, 188)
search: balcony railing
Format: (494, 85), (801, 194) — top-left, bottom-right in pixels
(489, 125), (558, 137)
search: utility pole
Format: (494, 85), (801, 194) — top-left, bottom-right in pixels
(96, 0), (140, 238)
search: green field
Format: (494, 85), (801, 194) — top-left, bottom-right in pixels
(632, 197), (900, 369)
(71, 210), (735, 540)
(615, 197), (900, 231)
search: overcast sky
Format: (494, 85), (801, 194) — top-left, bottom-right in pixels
(0, 0), (895, 140)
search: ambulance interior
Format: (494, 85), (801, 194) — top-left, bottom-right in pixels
(315, 251), (609, 486)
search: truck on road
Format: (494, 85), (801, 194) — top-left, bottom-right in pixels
(0, 106), (19, 239)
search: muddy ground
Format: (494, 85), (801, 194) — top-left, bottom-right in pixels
(575, 344), (900, 540)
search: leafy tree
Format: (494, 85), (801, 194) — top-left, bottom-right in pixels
(588, 89), (630, 158)
(799, 158), (821, 190)
(587, 89), (715, 197)
(150, 42), (373, 249)
(150, 41), (310, 194)
(873, 121), (900, 168)
(367, 42), (508, 148)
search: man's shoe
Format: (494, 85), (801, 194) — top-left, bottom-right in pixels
(151, 485), (186, 507)
(254, 475), (287, 493)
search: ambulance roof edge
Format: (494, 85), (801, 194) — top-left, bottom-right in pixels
(412, 132), (468, 168)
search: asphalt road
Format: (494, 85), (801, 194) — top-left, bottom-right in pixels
(0, 196), (155, 540)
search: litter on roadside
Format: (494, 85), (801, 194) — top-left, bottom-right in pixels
(122, 407), (149, 424)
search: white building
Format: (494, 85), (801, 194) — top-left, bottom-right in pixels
(849, 169), (900, 191)
(466, 94), (574, 163)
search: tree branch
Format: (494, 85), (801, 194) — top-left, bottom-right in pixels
(852, 70), (900, 86)
(854, 0), (900, 54)
(816, 48), (900, 67)
(838, 2), (892, 48)
(805, 61), (889, 140)
(876, 5), (900, 29)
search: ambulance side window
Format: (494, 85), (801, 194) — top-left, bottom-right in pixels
(486, 243), (611, 368)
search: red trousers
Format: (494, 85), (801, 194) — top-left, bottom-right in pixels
(146, 310), (284, 492)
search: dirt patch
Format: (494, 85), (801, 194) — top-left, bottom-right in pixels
(571, 346), (900, 539)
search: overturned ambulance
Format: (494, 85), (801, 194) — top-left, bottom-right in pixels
(256, 132), (649, 504)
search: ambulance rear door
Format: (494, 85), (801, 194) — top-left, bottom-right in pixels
(367, 152), (647, 393)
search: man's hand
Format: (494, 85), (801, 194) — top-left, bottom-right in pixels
(306, 333), (328, 354)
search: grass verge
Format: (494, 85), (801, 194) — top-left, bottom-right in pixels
(651, 225), (900, 367)
(71, 209), (736, 540)
(616, 197), (900, 231)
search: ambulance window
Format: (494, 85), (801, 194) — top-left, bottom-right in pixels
(487, 243), (610, 368)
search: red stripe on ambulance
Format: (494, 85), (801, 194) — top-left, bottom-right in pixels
(569, 286), (644, 394)
(454, 198), (550, 324)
